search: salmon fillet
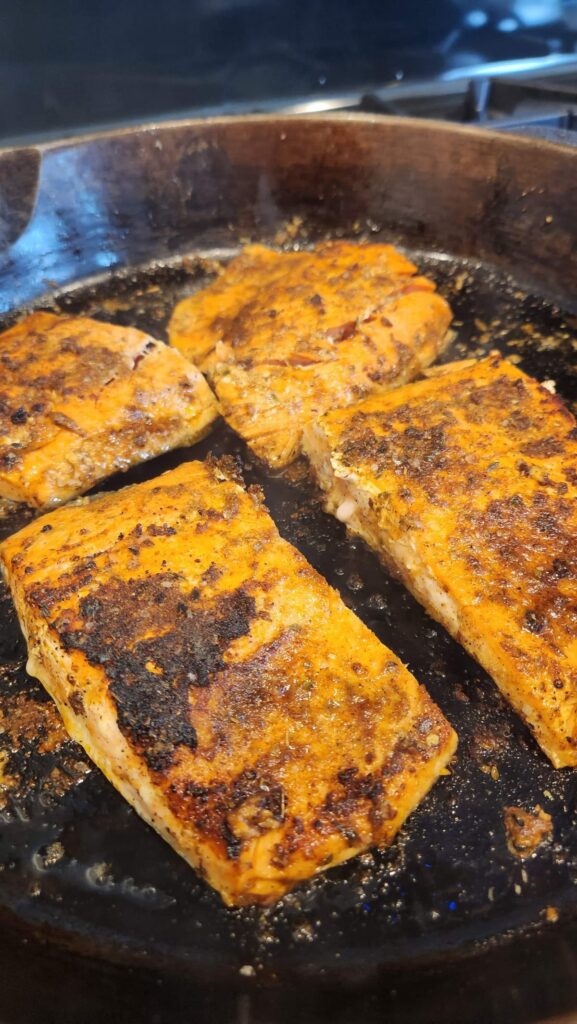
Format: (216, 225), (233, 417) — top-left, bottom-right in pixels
(169, 243), (452, 468)
(0, 312), (218, 508)
(0, 460), (456, 905)
(303, 354), (577, 768)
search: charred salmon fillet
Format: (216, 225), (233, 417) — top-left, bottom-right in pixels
(0, 460), (455, 905)
(303, 354), (577, 768)
(0, 312), (218, 508)
(169, 243), (452, 468)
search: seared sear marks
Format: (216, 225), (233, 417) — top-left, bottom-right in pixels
(303, 355), (577, 767)
(0, 312), (218, 507)
(169, 243), (452, 468)
(57, 577), (256, 772)
(0, 461), (455, 905)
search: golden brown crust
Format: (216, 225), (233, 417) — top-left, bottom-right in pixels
(0, 312), (218, 507)
(0, 461), (455, 905)
(169, 243), (452, 468)
(303, 355), (577, 767)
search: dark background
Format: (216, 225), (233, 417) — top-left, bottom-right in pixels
(1, 2), (577, 142)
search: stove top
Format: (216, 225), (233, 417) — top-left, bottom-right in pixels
(4, 3), (577, 145)
(289, 58), (577, 143)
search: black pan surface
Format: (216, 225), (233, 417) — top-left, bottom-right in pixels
(2, 116), (577, 1023)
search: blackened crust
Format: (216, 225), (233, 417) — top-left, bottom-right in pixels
(53, 574), (256, 771)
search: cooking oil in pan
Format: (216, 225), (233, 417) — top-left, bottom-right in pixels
(1, 246), (577, 974)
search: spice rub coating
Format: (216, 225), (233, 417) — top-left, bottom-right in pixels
(0, 460), (455, 905)
(0, 312), (218, 508)
(303, 354), (577, 768)
(169, 243), (452, 468)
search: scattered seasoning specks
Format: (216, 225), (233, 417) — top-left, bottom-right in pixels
(0, 246), (576, 971)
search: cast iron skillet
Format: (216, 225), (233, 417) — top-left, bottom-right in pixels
(2, 116), (577, 1024)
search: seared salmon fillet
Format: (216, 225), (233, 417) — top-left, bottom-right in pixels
(303, 354), (577, 768)
(169, 243), (452, 468)
(0, 460), (455, 905)
(0, 312), (218, 508)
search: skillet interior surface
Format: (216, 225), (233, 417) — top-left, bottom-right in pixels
(2, 117), (577, 1022)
